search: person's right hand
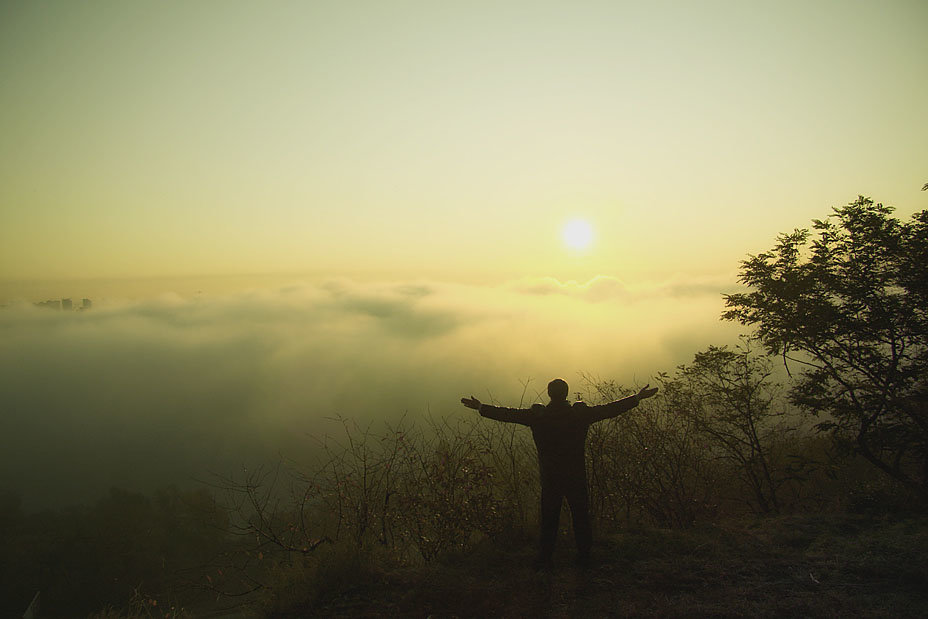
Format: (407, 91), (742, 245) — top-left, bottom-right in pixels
(461, 396), (482, 410)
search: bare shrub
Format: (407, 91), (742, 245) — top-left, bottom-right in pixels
(581, 376), (722, 528)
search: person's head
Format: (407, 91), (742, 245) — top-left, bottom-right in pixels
(547, 378), (569, 402)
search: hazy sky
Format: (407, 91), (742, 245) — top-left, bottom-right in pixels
(1, 0), (925, 286)
(1, 1), (926, 508)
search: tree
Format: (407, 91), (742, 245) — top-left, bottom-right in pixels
(723, 197), (928, 500)
(660, 339), (798, 514)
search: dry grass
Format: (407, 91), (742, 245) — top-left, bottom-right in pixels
(286, 514), (928, 618)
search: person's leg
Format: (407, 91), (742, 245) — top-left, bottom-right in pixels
(566, 482), (592, 566)
(537, 485), (561, 567)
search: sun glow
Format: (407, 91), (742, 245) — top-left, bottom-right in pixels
(563, 219), (593, 250)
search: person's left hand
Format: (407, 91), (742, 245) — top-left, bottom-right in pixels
(636, 384), (659, 401)
(461, 396), (482, 410)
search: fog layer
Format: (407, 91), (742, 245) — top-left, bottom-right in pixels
(0, 277), (737, 509)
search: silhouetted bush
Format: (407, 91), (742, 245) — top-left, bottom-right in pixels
(0, 486), (228, 617)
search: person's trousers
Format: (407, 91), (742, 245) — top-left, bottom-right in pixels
(537, 481), (592, 563)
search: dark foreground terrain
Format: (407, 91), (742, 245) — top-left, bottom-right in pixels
(263, 514), (928, 618)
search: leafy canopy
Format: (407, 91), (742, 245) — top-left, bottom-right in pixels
(723, 197), (928, 497)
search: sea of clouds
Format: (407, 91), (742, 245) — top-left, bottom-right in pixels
(0, 276), (740, 509)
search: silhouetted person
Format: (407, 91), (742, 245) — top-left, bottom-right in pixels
(462, 378), (658, 568)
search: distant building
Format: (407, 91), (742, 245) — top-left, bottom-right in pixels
(36, 299), (60, 310)
(61, 298), (72, 311)
(82, 298), (92, 310)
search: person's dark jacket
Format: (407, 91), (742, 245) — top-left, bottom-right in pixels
(477, 395), (640, 486)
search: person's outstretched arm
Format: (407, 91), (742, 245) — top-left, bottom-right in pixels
(461, 396), (536, 426)
(586, 384), (659, 423)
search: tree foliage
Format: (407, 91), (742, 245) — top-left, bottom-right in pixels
(659, 339), (800, 514)
(723, 197), (928, 499)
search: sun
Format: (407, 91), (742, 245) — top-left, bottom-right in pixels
(563, 219), (593, 250)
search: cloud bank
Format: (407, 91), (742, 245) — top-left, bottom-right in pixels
(0, 277), (739, 509)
